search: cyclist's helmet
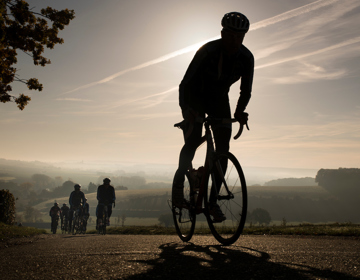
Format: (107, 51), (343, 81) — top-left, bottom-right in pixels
(74, 184), (81, 190)
(103, 178), (111, 184)
(221, 12), (250, 33)
(54, 202), (58, 206)
(63, 203), (67, 206)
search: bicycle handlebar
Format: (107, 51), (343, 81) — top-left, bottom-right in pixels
(174, 117), (249, 140)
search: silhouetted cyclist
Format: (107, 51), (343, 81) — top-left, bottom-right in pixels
(60, 203), (70, 231)
(82, 198), (90, 231)
(96, 178), (116, 227)
(68, 184), (86, 230)
(49, 202), (61, 233)
(172, 12), (254, 222)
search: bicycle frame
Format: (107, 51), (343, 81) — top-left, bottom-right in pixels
(189, 118), (236, 215)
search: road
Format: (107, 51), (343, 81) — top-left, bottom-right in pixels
(1, 234), (359, 279)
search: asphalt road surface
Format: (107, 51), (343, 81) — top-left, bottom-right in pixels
(1, 234), (359, 279)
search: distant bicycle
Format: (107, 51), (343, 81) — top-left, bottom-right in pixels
(51, 214), (59, 234)
(72, 207), (84, 235)
(61, 217), (69, 234)
(97, 203), (109, 235)
(171, 117), (248, 245)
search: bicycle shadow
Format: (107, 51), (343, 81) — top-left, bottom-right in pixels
(121, 242), (358, 280)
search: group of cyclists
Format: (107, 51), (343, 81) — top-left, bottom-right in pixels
(48, 178), (116, 234)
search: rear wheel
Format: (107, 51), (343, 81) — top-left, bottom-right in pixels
(172, 171), (196, 242)
(205, 152), (247, 245)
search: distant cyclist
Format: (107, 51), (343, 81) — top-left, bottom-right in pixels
(68, 184), (86, 230)
(49, 202), (61, 233)
(172, 12), (254, 222)
(97, 178), (116, 227)
(82, 198), (90, 232)
(60, 203), (70, 231)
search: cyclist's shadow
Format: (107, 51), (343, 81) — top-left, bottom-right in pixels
(122, 242), (357, 280)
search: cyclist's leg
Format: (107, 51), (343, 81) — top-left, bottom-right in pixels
(107, 204), (112, 225)
(68, 210), (74, 230)
(210, 126), (231, 202)
(172, 121), (202, 207)
(97, 204), (103, 226)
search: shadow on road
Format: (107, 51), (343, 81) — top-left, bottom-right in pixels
(121, 242), (358, 280)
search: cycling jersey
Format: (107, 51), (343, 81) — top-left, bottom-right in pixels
(179, 39), (254, 116)
(49, 206), (61, 217)
(97, 184), (116, 205)
(69, 190), (86, 208)
(60, 205), (70, 218)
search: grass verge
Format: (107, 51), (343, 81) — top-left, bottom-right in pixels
(0, 222), (46, 241)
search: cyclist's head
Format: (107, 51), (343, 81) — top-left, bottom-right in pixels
(54, 202), (58, 206)
(103, 178), (111, 185)
(74, 184), (81, 191)
(221, 12), (250, 33)
(63, 203), (67, 206)
(221, 12), (249, 55)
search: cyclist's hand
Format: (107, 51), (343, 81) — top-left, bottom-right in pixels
(182, 107), (198, 122)
(234, 111), (249, 125)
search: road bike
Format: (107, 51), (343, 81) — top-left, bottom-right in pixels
(171, 117), (248, 245)
(51, 215), (59, 234)
(97, 203), (109, 235)
(61, 216), (69, 234)
(72, 207), (84, 235)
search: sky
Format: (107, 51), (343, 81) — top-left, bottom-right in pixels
(1, 0), (360, 175)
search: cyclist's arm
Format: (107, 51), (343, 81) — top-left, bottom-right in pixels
(69, 192), (73, 207)
(235, 46), (254, 114)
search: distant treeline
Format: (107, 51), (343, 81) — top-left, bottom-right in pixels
(264, 177), (316, 186)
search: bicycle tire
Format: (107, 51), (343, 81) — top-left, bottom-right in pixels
(204, 152), (247, 245)
(73, 216), (79, 235)
(172, 171), (196, 242)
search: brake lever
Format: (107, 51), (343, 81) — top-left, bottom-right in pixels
(233, 122), (249, 140)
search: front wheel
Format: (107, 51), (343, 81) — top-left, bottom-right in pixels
(205, 152), (247, 245)
(72, 216), (79, 235)
(172, 171), (196, 242)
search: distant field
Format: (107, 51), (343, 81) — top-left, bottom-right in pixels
(24, 186), (331, 224)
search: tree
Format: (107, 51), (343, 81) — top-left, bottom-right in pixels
(315, 168), (360, 201)
(87, 182), (98, 193)
(31, 173), (53, 189)
(24, 205), (41, 222)
(0, 189), (16, 224)
(158, 213), (173, 227)
(0, 0), (75, 110)
(248, 208), (271, 226)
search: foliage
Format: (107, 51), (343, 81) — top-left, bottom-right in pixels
(0, 0), (75, 110)
(264, 177), (316, 187)
(87, 182), (98, 193)
(247, 208), (271, 226)
(52, 180), (75, 197)
(158, 213), (173, 227)
(31, 173), (54, 189)
(315, 168), (360, 200)
(24, 205), (41, 222)
(0, 189), (16, 224)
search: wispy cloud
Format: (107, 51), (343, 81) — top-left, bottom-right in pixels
(273, 62), (347, 84)
(56, 98), (93, 102)
(250, 0), (340, 31)
(255, 36), (360, 70)
(63, 0), (340, 95)
(110, 86), (177, 109)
